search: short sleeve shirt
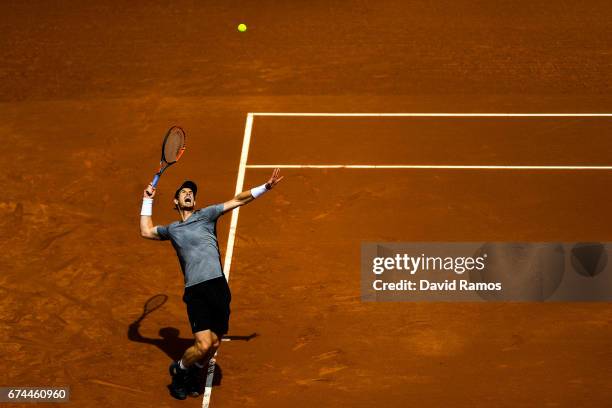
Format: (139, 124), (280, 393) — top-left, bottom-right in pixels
(157, 204), (225, 287)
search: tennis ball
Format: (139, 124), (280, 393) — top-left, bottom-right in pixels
(238, 23), (247, 32)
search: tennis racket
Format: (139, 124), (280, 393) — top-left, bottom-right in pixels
(150, 126), (186, 189)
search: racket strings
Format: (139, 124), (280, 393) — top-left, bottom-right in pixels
(163, 127), (186, 164)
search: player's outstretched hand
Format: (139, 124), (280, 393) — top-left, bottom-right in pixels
(265, 168), (284, 190)
(143, 183), (156, 199)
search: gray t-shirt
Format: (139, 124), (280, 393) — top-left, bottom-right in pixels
(157, 204), (225, 287)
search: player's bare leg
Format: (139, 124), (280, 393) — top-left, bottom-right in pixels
(170, 330), (221, 397)
(185, 330), (220, 386)
(181, 329), (220, 366)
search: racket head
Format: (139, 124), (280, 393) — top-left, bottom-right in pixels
(161, 126), (186, 165)
(143, 294), (168, 315)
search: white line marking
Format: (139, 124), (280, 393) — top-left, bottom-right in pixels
(202, 356), (216, 407)
(202, 113), (254, 408)
(203, 111), (612, 407)
(223, 113), (253, 280)
(251, 112), (612, 117)
(246, 164), (612, 170)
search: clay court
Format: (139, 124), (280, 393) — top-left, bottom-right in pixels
(2, 1), (612, 407)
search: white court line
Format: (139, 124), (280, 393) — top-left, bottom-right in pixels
(223, 113), (254, 280)
(251, 112), (612, 117)
(202, 113), (254, 408)
(246, 164), (612, 170)
(204, 111), (612, 407)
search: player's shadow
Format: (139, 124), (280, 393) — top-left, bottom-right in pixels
(128, 322), (224, 386)
(128, 323), (192, 360)
(128, 301), (258, 388)
(129, 323), (258, 359)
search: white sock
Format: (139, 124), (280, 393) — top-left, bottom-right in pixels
(178, 359), (188, 370)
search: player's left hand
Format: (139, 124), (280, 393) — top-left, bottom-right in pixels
(265, 168), (284, 190)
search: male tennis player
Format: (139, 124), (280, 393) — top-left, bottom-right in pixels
(139, 168), (283, 400)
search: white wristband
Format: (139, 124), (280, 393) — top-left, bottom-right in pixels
(250, 183), (269, 199)
(141, 198), (153, 216)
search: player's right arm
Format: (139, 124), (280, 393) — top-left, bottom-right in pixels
(140, 184), (162, 240)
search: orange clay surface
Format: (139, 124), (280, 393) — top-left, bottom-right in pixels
(2, 1), (612, 407)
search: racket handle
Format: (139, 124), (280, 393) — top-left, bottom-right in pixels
(151, 174), (161, 187)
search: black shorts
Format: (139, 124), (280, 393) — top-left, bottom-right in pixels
(183, 276), (231, 336)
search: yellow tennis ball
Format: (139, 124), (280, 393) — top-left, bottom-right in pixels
(238, 23), (247, 32)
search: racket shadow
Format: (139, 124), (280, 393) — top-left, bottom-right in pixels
(127, 295), (258, 388)
(127, 293), (192, 361)
(128, 321), (227, 388)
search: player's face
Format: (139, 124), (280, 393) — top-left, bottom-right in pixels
(176, 188), (195, 210)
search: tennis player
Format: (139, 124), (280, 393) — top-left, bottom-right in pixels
(139, 168), (283, 399)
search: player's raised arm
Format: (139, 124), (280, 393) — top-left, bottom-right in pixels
(140, 184), (162, 240)
(222, 168), (284, 213)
